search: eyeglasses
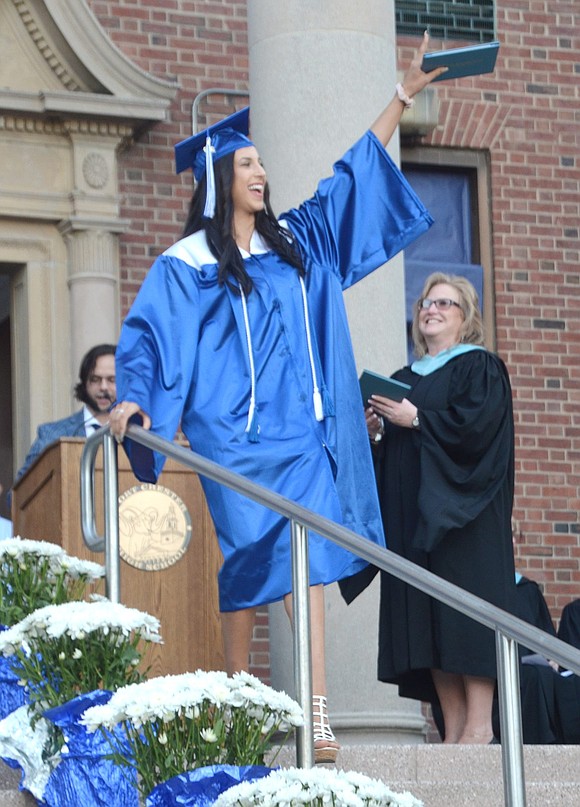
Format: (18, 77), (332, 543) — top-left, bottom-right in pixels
(88, 375), (116, 385)
(419, 297), (462, 312)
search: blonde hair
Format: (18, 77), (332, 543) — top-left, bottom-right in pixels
(411, 272), (484, 358)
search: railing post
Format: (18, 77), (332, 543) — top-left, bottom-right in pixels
(496, 631), (526, 807)
(79, 423), (580, 804)
(290, 519), (314, 768)
(102, 431), (121, 604)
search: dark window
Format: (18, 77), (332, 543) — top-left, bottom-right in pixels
(395, 1), (496, 43)
(402, 165), (484, 359)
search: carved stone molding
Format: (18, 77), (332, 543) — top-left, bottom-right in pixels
(0, 114), (134, 139)
(82, 153), (109, 189)
(43, 0), (178, 99)
(2, 0), (178, 125)
(0, 235), (52, 260)
(12, 0), (84, 92)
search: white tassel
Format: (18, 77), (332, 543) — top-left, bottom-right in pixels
(203, 135), (216, 219)
(313, 390), (324, 422)
(240, 284), (259, 440)
(246, 397), (255, 433)
(299, 277), (325, 423)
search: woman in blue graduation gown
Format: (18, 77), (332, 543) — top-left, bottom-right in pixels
(365, 273), (517, 744)
(110, 36), (446, 762)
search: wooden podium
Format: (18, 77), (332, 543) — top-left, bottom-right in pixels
(11, 438), (225, 677)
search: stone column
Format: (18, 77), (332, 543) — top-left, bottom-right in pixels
(59, 124), (130, 374)
(58, 221), (122, 373)
(248, 1), (425, 742)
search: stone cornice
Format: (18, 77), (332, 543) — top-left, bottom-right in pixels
(41, 0), (178, 99)
(0, 89), (170, 124)
(7, 0), (178, 127)
(12, 0), (86, 92)
(0, 111), (135, 139)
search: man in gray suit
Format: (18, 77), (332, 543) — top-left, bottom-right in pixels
(14, 344), (117, 484)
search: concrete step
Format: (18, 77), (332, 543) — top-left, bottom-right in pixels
(0, 761), (35, 805)
(274, 744), (580, 807)
(2, 744), (579, 806)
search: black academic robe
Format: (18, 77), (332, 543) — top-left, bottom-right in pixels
(514, 576), (556, 657)
(558, 600), (580, 650)
(374, 349), (517, 702)
(508, 585), (580, 744)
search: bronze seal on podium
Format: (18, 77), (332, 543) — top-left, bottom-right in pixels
(118, 484), (192, 571)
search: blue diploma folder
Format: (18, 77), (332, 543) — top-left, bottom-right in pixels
(421, 41), (500, 82)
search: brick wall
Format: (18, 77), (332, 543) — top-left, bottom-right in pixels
(87, 0), (250, 318)
(88, 2), (579, 663)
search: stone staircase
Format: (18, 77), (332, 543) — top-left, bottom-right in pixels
(2, 744), (579, 805)
(275, 744), (580, 807)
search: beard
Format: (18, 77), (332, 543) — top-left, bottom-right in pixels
(85, 390), (114, 416)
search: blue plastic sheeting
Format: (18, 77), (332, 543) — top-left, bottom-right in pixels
(0, 655), (27, 720)
(42, 690), (138, 807)
(147, 764), (274, 807)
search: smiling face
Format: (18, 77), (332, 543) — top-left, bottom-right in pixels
(418, 282), (465, 354)
(230, 145), (267, 218)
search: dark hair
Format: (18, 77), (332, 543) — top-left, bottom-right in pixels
(181, 151), (304, 295)
(74, 344), (117, 404)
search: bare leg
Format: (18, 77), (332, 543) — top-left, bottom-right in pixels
(458, 675), (495, 744)
(284, 584), (327, 693)
(284, 585), (340, 761)
(431, 668), (466, 743)
(220, 607), (257, 675)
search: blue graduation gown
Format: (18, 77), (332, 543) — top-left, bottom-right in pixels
(115, 130), (433, 611)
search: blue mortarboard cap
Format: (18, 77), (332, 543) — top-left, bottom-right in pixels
(174, 107), (253, 218)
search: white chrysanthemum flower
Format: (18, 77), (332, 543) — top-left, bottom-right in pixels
(78, 669), (306, 804)
(81, 669), (302, 736)
(213, 767), (424, 807)
(57, 556), (105, 580)
(0, 600), (162, 655)
(0, 537), (65, 561)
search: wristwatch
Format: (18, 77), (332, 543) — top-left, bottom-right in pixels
(411, 414), (420, 430)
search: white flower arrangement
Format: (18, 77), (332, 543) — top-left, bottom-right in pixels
(0, 537), (105, 626)
(81, 669), (304, 801)
(0, 600), (162, 718)
(213, 766), (424, 807)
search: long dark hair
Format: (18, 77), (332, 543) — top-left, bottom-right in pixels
(181, 152), (304, 295)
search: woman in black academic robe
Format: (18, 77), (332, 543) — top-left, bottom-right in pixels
(365, 272), (516, 744)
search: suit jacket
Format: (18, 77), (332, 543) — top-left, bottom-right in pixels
(15, 410), (88, 484)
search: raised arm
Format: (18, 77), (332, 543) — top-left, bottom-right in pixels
(370, 32), (447, 148)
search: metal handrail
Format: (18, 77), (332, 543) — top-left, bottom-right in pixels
(81, 425), (580, 807)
